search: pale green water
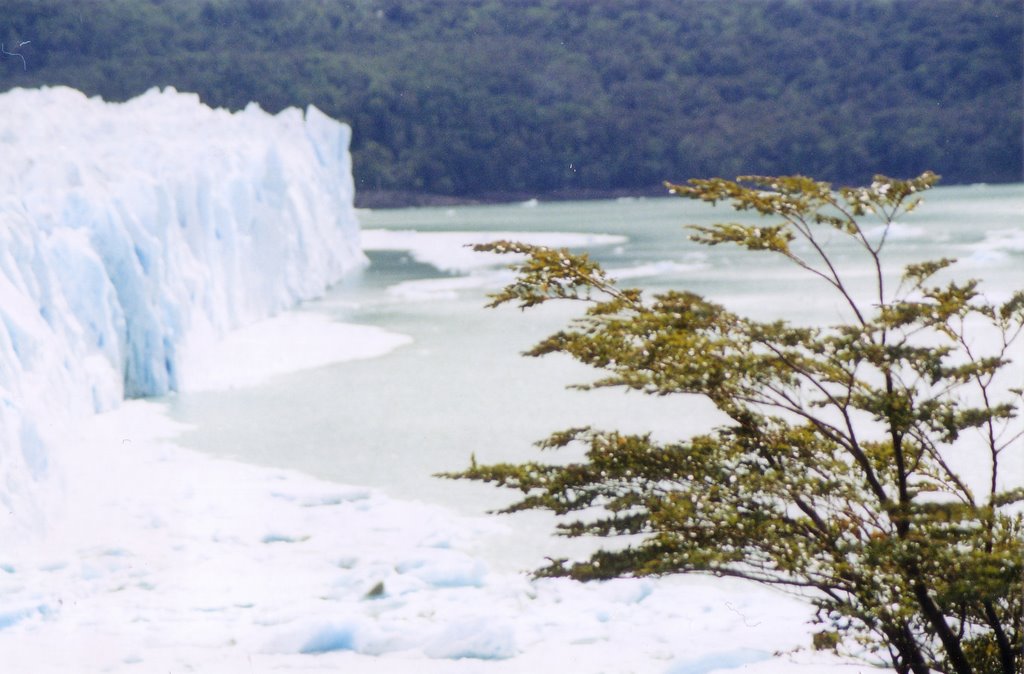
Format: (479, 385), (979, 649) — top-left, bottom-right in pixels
(167, 185), (1024, 528)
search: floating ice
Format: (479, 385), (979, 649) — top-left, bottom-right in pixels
(666, 649), (770, 674)
(864, 222), (928, 241)
(422, 619), (517, 660)
(361, 229), (627, 274)
(963, 227), (1024, 267)
(178, 312), (410, 392)
(606, 257), (708, 280)
(386, 275), (495, 301)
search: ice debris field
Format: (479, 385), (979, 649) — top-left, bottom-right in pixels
(0, 87), (868, 672)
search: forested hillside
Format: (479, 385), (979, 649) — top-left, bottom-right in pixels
(2, 0), (1020, 203)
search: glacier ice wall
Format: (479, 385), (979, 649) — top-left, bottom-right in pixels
(0, 86), (365, 530)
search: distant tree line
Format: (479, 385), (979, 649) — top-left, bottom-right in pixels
(1, 0), (1020, 202)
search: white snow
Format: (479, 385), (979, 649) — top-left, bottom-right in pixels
(0, 86), (365, 535)
(0, 399), (864, 673)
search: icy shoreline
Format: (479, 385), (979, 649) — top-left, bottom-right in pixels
(0, 394), (864, 673)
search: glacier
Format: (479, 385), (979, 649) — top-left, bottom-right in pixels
(0, 86), (365, 533)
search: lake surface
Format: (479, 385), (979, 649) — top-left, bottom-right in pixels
(165, 184), (1024, 562)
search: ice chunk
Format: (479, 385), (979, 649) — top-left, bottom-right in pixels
(395, 549), (489, 589)
(666, 648), (771, 674)
(423, 619), (518, 660)
(299, 621), (362, 653)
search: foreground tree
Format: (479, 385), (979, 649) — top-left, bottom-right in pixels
(447, 172), (1023, 673)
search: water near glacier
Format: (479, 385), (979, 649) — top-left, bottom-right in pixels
(167, 185), (1024, 526)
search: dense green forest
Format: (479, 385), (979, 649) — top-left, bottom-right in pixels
(1, 0), (1021, 203)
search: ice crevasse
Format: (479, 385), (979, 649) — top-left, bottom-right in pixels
(0, 86), (365, 533)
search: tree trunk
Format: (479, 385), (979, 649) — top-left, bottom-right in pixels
(912, 583), (973, 674)
(982, 601), (1015, 674)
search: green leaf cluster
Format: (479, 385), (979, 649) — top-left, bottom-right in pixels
(446, 172), (1024, 674)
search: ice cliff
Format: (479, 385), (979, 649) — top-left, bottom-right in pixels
(0, 86), (364, 531)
